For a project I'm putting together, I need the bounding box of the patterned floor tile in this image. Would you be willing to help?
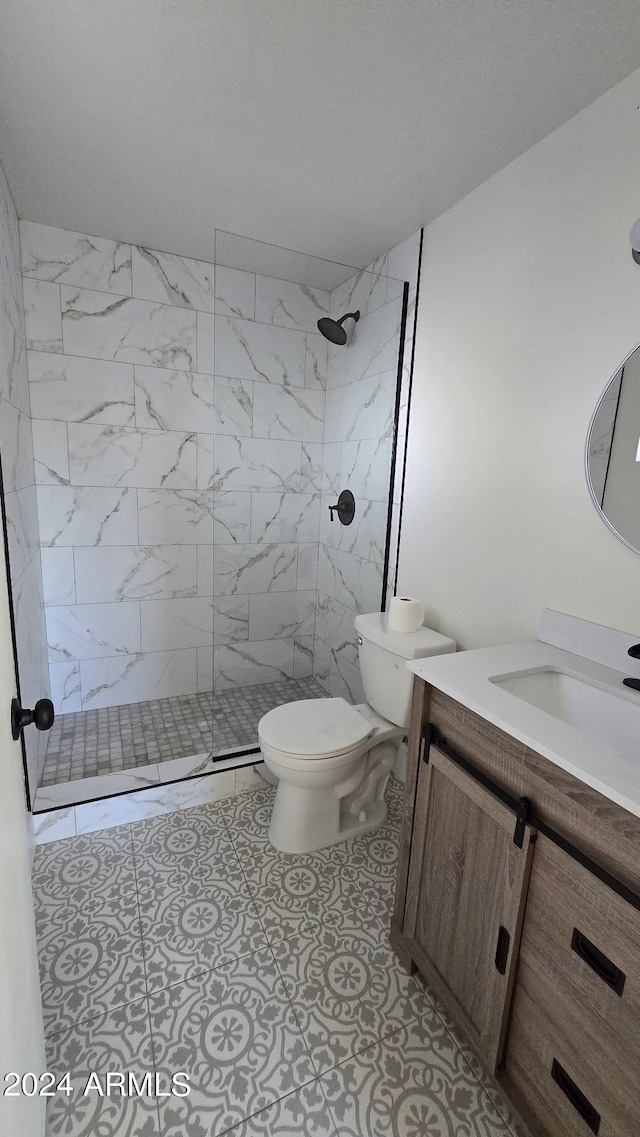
[37,891,146,1039]
[138,868,268,993]
[44,996,159,1137]
[222,1081,339,1136]
[242,852,369,943]
[149,946,315,1137]
[320,1015,515,1137]
[130,802,238,885]
[33,826,137,919]
[343,821,400,891]
[273,914,433,1075]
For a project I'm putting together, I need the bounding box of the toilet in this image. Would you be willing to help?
[258,612,456,853]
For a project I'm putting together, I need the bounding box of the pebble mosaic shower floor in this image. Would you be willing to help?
[39,677,327,786]
[32,777,520,1137]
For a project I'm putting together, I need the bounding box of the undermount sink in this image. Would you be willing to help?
[490,668,640,765]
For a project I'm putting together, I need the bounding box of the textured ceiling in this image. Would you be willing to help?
[1,0,639,266]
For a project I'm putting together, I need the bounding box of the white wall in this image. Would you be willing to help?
[398,67,640,649]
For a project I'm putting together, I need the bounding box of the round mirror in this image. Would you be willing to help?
[586,342,640,554]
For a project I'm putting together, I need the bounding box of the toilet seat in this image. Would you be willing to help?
[258,697,373,760]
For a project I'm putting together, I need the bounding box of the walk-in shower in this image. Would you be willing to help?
[1,215,419,812]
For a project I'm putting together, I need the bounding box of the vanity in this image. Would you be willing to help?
[390,611,640,1137]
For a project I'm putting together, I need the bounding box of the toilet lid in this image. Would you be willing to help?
[258,698,373,759]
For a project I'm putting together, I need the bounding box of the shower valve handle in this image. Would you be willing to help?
[328,490,356,526]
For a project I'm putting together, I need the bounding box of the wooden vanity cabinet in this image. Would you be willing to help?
[403,739,534,1071]
[391,679,640,1137]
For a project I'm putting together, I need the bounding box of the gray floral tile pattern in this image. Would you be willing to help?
[150,947,315,1136]
[33,776,520,1137]
[320,1016,514,1137]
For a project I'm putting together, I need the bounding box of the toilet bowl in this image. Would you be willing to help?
[258,612,456,854]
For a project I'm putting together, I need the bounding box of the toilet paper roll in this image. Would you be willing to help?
[388,596,425,633]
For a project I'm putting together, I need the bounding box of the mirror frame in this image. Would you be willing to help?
[585,338,640,556]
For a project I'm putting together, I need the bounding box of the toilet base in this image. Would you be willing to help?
[267,739,397,854]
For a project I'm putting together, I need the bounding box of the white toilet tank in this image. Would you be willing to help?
[354,612,456,729]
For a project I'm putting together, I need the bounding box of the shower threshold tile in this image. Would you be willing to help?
[34,766,161,810]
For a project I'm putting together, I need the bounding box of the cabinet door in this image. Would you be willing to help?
[404,742,534,1071]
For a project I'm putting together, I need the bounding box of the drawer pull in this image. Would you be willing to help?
[571,928,626,996]
[494,925,510,975]
[551,1059,600,1134]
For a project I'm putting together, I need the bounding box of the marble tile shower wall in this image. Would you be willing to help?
[0,168,50,791]
[211,266,329,690]
[21,221,330,709]
[314,232,421,703]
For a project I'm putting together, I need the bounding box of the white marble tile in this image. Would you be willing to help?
[49,661,82,713]
[197,645,213,692]
[252,383,324,442]
[20,221,132,294]
[61,286,197,369]
[300,441,323,493]
[234,763,269,793]
[80,648,198,710]
[32,807,76,846]
[313,636,332,686]
[325,340,346,389]
[370,500,389,565]
[296,542,319,590]
[321,494,372,559]
[377,369,398,438]
[67,423,196,488]
[212,595,250,645]
[0,401,35,492]
[304,332,327,389]
[4,486,40,579]
[46,601,141,662]
[132,247,213,311]
[327,652,365,704]
[155,752,215,784]
[315,592,359,666]
[74,545,197,603]
[37,485,138,546]
[41,547,76,605]
[0,309,29,413]
[134,365,214,432]
[74,768,236,834]
[0,172,23,334]
[196,433,214,491]
[341,437,392,501]
[293,636,315,678]
[197,545,213,595]
[346,296,402,382]
[214,376,253,436]
[319,546,383,613]
[138,489,213,545]
[250,491,320,543]
[214,542,297,596]
[324,375,382,443]
[214,315,306,386]
[254,275,329,333]
[214,638,295,689]
[28,350,135,425]
[213,490,251,543]
[331,266,388,322]
[249,590,316,641]
[32,419,70,485]
[140,597,213,652]
[213,436,301,493]
[35,766,160,810]
[196,311,214,373]
[23,279,62,352]
[215,266,255,320]
[321,442,342,496]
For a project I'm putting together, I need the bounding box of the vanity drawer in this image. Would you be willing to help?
[502,835,640,1136]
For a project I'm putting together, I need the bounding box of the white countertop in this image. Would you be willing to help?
[408,640,640,820]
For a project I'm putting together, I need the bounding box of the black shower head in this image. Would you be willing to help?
[317,310,360,345]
